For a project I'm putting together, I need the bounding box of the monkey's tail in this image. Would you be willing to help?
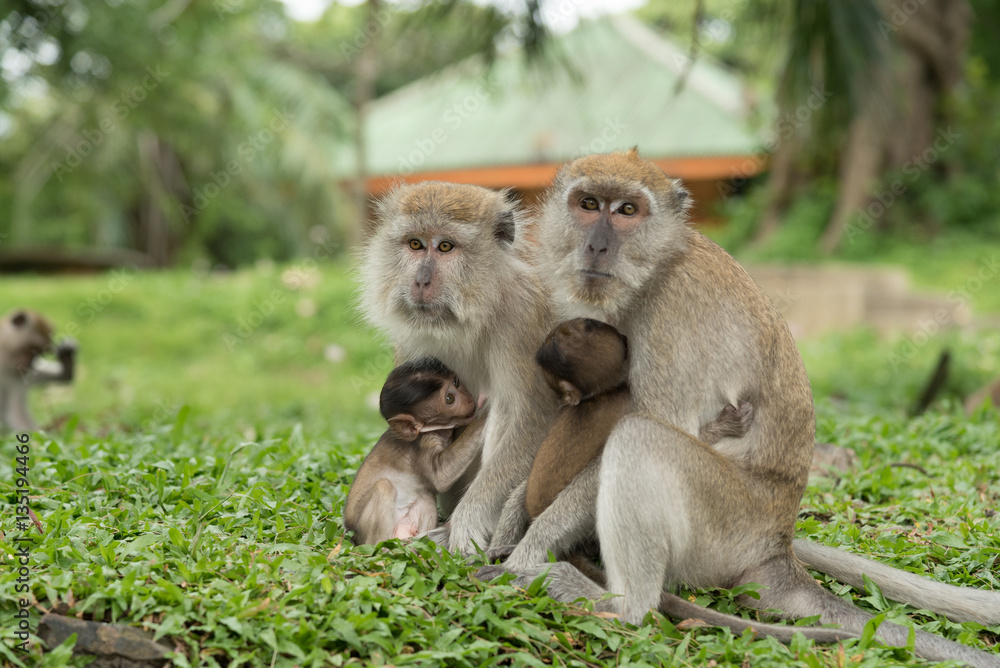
[656,591,853,644]
[759,557,1000,668]
[794,539,1000,625]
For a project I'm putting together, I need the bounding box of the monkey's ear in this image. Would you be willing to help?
[11,311,28,328]
[494,209,515,246]
[672,181,690,208]
[558,381,583,407]
[388,414,422,441]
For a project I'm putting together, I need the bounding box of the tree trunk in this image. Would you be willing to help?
[752,132,804,247]
[135,132,184,267]
[818,0,970,253]
[818,110,882,252]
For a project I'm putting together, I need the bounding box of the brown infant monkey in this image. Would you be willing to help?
[344,358,483,545]
[487,318,752,569]
[525,318,753,521]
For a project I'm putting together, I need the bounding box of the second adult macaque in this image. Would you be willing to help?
[343,358,483,545]
[526,318,752,519]
[492,318,753,562]
[481,149,1000,666]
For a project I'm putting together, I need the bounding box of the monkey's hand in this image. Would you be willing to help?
[56,338,78,359]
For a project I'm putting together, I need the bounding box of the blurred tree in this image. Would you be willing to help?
[282,0,547,237]
[643,0,978,252]
[0,0,549,266]
[0,0,350,267]
[814,0,971,252]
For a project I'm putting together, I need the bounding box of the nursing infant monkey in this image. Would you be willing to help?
[344,358,483,545]
[521,317,752,536]
[494,317,753,584]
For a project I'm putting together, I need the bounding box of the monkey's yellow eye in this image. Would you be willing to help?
[438,240,454,252]
[619,202,637,216]
[445,392,455,405]
[580,197,599,211]
[408,239,424,251]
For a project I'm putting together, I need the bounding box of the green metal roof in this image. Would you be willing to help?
[359,15,761,177]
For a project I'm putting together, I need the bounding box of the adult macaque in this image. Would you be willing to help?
[491,318,752,556]
[343,358,483,545]
[0,309,76,431]
[359,182,557,553]
[480,150,999,666]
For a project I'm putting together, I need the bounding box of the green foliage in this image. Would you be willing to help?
[708,189,1000,317]
[290,1,512,99]
[1,263,998,665]
[712,181,839,259]
[0,262,393,436]
[0,0,535,267]
[801,328,1000,415]
[2,407,998,667]
[0,0,352,266]
[889,60,1000,238]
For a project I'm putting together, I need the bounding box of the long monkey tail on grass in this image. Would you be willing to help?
[793,539,1000,625]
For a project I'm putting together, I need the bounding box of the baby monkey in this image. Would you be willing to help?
[344,358,483,545]
[525,318,754,521]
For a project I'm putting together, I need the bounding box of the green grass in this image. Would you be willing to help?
[0,258,998,666]
[1,262,393,437]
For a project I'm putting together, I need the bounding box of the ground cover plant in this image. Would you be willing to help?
[1,257,998,667]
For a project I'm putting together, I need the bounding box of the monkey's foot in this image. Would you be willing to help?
[465,544,516,568]
[448,512,493,557]
[495,563,609,603]
[485,544,517,562]
[473,565,511,582]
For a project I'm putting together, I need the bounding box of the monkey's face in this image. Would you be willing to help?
[0,310,53,372]
[436,375,478,425]
[360,182,518,335]
[539,150,689,319]
[536,318,628,402]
